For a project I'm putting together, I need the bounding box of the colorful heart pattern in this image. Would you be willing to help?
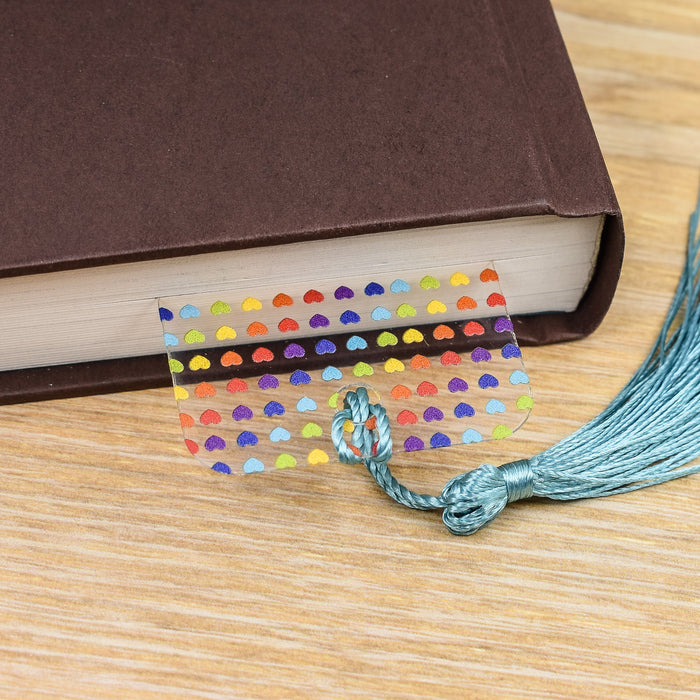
[159,264,531,473]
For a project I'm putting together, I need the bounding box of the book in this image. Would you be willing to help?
[0,0,623,405]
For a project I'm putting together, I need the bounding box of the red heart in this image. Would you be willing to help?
[463,321,485,336]
[185,439,199,454]
[397,409,418,425]
[200,409,222,425]
[303,289,324,303]
[278,317,299,332]
[252,346,274,363]
[487,292,506,307]
[441,351,461,366]
[417,381,438,397]
[226,377,248,393]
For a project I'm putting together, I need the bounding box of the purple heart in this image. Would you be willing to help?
[494,317,514,333]
[237,431,258,447]
[204,435,226,451]
[158,306,174,321]
[264,400,285,417]
[315,339,336,355]
[309,314,330,329]
[340,310,361,324]
[233,405,253,420]
[258,374,280,390]
[334,285,354,300]
[454,402,475,418]
[430,432,451,448]
[501,343,522,359]
[290,369,311,385]
[470,347,492,362]
[423,406,444,422]
[284,343,305,359]
[404,436,425,452]
[447,377,469,392]
[478,373,499,389]
[364,282,385,296]
[211,462,231,474]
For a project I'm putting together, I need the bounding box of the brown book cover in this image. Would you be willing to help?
[0,0,623,404]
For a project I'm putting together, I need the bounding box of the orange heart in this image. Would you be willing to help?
[480,268,499,282]
[252,346,274,362]
[391,384,411,399]
[247,321,268,336]
[417,381,438,397]
[194,382,216,398]
[278,317,299,332]
[433,324,455,340]
[220,350,243,367]
[179,412,195,428]
[410,354,431,369]
[487,292,506,307]
[397,409,418,425]
[441,351,461,365]
[456,296,477,310]
[273,293,293,307]
[200,409,222,425]
[226,378,248,393]
[463,321,485,336]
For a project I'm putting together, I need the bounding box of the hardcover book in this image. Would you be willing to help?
[0,0,623,404]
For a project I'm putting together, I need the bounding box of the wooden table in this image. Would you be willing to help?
[1,1,698,697]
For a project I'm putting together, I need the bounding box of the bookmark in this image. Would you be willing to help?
[159,262,531,474]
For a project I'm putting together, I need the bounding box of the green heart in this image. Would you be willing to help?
[516,395,534,410]
[377,331,398,347]
[210,300,231,315]
[492,424,513,440]
[275,453,297,469]
[301,422,323,438]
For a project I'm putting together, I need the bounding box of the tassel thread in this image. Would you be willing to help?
[332,191,700,535]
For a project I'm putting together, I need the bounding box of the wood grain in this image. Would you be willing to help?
[1,1,698,697]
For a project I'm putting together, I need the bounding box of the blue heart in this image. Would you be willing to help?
[390,279,410,293]
[510,370,529,385]
[296,397,318,412]
[371,306,392,321]
[454,402,475,418]
[430,432,451,448]
[501,343,522,359]
[179,304,200,319]
[364,282,385,296]
[243,458,264,474]
[211,461,231,474]
[461,429,483,444]
[315,339,336,355]
[163,333,179,347]
[269,427,291,442]
[159,307,174,321]
[290,370,311,385]
[340,310,361,325]
[485,399,506,414]
[264,401,285,417]
[346,335,368,351]
[478,373,499,389]
[237,431,258,447]
[322,366,343,381]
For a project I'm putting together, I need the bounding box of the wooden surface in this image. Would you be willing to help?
[1,2,699,697]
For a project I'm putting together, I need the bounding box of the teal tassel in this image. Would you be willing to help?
[332,191,700,535]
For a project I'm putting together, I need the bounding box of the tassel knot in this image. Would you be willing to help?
[499,459,535,502]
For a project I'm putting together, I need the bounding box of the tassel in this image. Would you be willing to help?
[332,190,700,535]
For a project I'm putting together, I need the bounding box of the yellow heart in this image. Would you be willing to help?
[426,300,447,314]
[343,419,354,433]
[492,424,513,440]
[173,386,189,401]
[215,325,237,341]
[450,272,470,286]
[184,329,205,344]
[402,328,424,343]
[275,453,297,469]
[241,296,262,311]
[396,303,417,318]
[384,357,405,373]
[301,422,323,438]
[353,362,374,377]
[307,448,329,465]
[188,354,211,371]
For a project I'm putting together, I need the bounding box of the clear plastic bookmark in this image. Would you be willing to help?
[158,263,531,474]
